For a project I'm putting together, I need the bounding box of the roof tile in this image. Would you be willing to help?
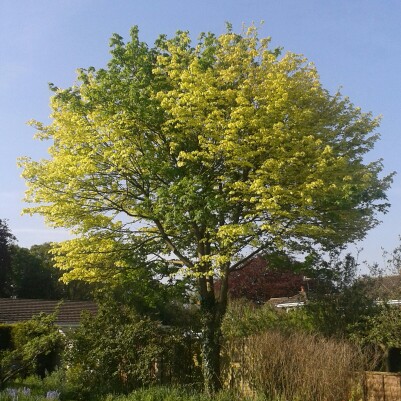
[0,298,97,327]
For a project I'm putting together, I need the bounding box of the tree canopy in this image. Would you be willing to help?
[19,25,392,391]
[0,219,16,297]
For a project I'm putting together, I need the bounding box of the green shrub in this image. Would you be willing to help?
[0,313,63,389]
[221,299,313,340]
[65,302,202,398]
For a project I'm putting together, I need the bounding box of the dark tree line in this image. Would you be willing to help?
[0,219,16,297]
[0,219,91,300]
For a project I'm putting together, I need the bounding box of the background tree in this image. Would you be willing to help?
[304,253,380,339]
[0,219,16,297]
[10,244,60,299]
[93,260,194,326]
[20,25,392,392]
[8,243,93,300]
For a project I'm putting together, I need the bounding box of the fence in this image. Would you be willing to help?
[365,372,401,401]
[223,368,401,401]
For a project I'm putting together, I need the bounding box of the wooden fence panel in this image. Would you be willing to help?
[365,372,401,401]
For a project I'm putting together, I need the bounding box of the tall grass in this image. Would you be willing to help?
[225,330,373,401]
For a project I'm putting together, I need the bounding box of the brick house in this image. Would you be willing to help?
[216,255,308,306]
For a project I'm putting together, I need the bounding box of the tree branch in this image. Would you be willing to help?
[153,218,194,269]
[229,245,268,272]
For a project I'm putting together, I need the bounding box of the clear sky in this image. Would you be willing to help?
[1,0,400,268]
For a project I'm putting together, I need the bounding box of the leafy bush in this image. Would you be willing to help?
[0,313,63,389]
[300,252,381,341]
[221,299,313,340]
[64,301,201,398]
[305,280,379,340]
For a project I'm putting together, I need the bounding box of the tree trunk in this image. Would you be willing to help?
[200,297,222,394]
[199,268,229,394]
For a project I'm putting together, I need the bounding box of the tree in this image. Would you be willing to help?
[10,244,60,299]
[19,25,392,392]
[0,219,16,297]
[8,243,93,300]
[305,253,380,339]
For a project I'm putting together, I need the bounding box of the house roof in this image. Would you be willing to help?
[366,275,401,299]
[0,298,97,327]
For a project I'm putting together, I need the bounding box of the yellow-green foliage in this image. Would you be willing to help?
[19,24,392,283]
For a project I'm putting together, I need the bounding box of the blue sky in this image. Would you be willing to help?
[1,0,400,268]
